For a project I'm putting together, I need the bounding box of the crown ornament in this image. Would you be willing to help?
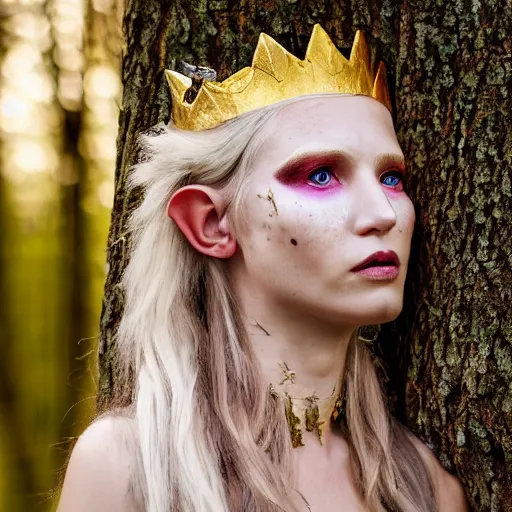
[165,24,392,131]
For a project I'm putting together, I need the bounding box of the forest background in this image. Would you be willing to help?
[1,0,511,511]
[0,0,122,510]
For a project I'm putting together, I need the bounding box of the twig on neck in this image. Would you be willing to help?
[296,490,312,511]
[278,362,296,385]
[253,321,271,336]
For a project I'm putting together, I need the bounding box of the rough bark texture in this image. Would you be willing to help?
[391,2,511,510]
[99,1,512,510]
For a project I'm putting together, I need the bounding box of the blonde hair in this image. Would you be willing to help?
[107,96,437,511]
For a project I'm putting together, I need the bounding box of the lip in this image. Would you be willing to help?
[350,250,400,272]
[351,266,400,280]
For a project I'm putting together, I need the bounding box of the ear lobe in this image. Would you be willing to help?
[167,185,237,259]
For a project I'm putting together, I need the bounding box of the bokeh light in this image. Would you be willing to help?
[0,0,122,509]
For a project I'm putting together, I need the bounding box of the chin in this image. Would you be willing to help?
[362,309,402,326]
[361,297,403,325]
[331,290,404,327]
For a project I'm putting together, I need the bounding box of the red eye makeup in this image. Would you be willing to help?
[274,151,349,194]
[273,150,407,194]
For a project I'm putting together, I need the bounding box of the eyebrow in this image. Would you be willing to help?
[274,150,406,177]
[273,150,355,178]
[374,153,406,173]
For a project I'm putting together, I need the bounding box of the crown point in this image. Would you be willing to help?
[310,23,330,40]
[253,32,290,82]
[306,23,348,75]
[373,61,392,111]
[165,70,192,101]
[350,31,370,67]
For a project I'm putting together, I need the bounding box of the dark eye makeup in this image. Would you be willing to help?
[274,155,340,186]
[305,167,406,190]
[274,151,407,192]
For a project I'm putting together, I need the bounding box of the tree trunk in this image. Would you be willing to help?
[99,1,512,510]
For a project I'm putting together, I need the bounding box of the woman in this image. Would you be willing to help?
[57,25,467,512]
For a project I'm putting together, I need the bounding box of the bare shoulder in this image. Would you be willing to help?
[57,414,140,512]
[411,435,468,512]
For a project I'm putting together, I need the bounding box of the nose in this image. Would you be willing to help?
[351,175,397,235]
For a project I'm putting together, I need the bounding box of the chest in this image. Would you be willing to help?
[295,456,364,512]
[296,477,364,512]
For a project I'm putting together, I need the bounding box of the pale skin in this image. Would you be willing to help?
[58,96,467,511]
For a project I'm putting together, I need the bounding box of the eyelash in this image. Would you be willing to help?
[307,167,406,190]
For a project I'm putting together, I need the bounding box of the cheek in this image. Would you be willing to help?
[402,198,416,232]
[393,196,416,240]
[277,205,348,264]
[236,187,343,257]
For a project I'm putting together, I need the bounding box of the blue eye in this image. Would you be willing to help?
[308,167,333,186]
[382,172,404,189]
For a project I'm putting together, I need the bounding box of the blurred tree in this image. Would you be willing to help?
[99,1,512,510]
[0,2,73,509]
[0,0,121,510]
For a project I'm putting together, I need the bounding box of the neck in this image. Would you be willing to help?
[238,293,355,449]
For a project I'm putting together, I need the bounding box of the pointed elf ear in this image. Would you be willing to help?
[167,185,237,259]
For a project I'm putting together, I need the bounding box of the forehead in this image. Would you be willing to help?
[254,95,402,167]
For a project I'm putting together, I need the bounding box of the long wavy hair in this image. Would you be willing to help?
[104,95,437,512]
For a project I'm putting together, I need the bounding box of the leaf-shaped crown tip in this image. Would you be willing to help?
[350,30,370,66]
[252,32,292,82]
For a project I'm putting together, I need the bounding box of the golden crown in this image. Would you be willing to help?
[165,24,391,131]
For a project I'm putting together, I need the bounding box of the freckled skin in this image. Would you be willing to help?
[229,95,415,328]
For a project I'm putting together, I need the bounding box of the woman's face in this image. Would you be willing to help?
[230,95,415,327]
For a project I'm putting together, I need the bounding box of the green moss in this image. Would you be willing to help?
[304,395,324,444]
[284,393,303,448]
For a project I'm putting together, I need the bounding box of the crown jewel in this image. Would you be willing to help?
[165,24,392,131]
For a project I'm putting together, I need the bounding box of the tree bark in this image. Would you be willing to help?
[99,1,512,510]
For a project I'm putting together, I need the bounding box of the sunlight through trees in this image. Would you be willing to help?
[0,0,122,509]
